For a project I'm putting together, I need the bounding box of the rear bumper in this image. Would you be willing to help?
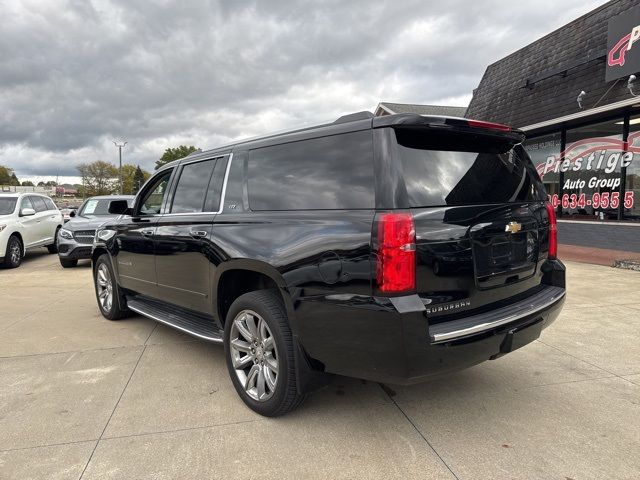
[399,288,564,385]
[429,285,565,344]
[295,260,566,385]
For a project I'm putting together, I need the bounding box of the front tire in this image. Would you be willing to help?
[224,289,305,417]
[2,235,22,269]
[93,254,129,320]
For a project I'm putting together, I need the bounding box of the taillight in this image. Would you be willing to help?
[467,119,512,132]
[545,203,558,259]
[376,212,416,293]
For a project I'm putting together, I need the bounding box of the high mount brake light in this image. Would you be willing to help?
[545,203,558,259]
[376,212,416,293]
[466,119,512,132]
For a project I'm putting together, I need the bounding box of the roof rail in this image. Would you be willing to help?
[334,111,374,124]
[184,148,203,158]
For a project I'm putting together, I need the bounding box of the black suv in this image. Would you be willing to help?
[92,112,565,416]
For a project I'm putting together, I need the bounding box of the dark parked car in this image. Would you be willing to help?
[92,112,565,416]
[57,195,133,267]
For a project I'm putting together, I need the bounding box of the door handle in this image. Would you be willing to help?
[189,230,208,239]
[140,229,155,236]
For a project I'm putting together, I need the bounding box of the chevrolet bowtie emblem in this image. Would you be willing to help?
[505,222,522,234]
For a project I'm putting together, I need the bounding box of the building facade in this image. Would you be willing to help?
[467,0,640,226]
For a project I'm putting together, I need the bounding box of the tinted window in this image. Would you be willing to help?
[248,131,374,210]
[30,196,47,212]
[171,159,216,213]
[0,198,17,215]
[44,198,57,211]
[140,171,172,215]
[204,157,228,212]
[394,128,546,207]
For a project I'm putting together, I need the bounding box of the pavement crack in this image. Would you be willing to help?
[379,383,460,480]
[100,418,261,442]
[78,344,148,480]
[536,339,622,378]
[144,322,159,345]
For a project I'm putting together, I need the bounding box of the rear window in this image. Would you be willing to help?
[394,128,546,207]
[248,131,374,210]
[44,198,57,211]
[170,159,217,213]
[30,196,47,212]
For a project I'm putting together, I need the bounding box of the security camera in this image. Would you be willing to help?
[629,75,639,97]
[577,90,586,109]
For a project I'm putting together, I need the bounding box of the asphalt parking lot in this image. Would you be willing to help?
[1,252,639,480]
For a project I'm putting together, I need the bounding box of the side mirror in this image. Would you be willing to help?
[109,200,132,215]
[20,208,36,217]
[69,211,76,218]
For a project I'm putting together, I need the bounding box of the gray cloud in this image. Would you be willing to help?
[0,0,606,177]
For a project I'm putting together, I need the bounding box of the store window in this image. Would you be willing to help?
[625,115,640,221]
[524,131,561,198]
[560,119,624,219]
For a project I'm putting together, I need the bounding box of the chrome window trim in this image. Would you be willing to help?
[162,153,233,217]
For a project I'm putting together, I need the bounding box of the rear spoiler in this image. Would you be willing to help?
[372,114,526,144]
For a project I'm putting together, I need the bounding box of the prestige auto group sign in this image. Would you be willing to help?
[606,5,640,82]
[537,134,639,211]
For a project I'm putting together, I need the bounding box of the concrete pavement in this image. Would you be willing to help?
[1,251,639,479]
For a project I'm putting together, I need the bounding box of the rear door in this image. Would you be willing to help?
[28,196,51,245]
[378,125,551,319]
[42,197,61,242]
[154,155,228,314]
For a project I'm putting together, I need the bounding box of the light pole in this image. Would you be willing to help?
[112,141,128,194]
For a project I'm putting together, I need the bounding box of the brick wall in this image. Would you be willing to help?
[558,221,640,252]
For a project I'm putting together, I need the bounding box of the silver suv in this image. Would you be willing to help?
[57,195,133,268]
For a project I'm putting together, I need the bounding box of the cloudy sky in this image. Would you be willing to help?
[1,0,607,182]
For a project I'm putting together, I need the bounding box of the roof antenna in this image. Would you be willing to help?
[577,91,586,109]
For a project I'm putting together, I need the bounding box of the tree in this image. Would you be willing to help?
[0,166,14,185]
[133,165,148,194]
[9,172,20,186]
[21,180,35,187]
[155,145,199,170]
[37,181,45,187]
[45,180,57,187]
[77,161,119,196]
[120,164,151,195]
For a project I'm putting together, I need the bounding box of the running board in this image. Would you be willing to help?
[127,297,223,343]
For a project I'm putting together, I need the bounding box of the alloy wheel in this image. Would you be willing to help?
[9,240,20,265]
[229,309,279,402]
[96,263,113,312]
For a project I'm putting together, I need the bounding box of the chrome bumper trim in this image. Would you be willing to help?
[429,286,565,343]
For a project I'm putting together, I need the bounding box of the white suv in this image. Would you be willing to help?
[0,193,63,269]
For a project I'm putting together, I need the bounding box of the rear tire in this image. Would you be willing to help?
[224,289,305,417]
[93,254,129,320]
[2,235,22,269]
[47,227,60,254]
[60,257,78,268]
